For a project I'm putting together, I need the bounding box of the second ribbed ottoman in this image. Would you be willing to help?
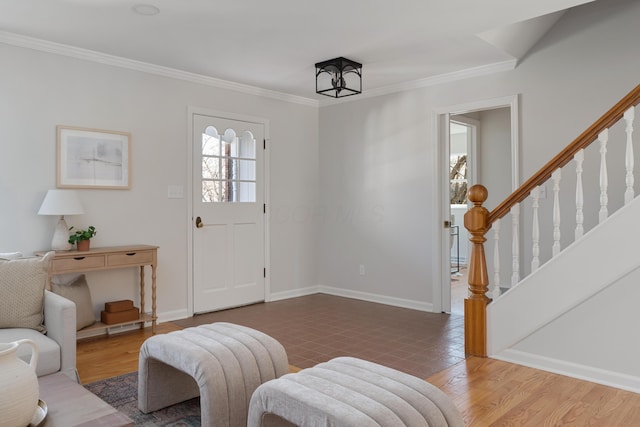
[138,322,288,427]
[248,356,464,427]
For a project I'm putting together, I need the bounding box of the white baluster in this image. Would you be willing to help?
[599,129,609,223]
[552,169,562,257]
[624,106,635,204]
[511,204,520,286]
[575,149,585,240]
[531,187,540,272]
[490,219,501,298]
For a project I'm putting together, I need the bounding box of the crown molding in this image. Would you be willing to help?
[0,31,320,108]
[1,30,517,109]
[318,59,518,106]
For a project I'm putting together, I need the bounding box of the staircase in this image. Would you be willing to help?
[464,84,640,391]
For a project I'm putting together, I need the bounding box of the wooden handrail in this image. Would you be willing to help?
[463,84,640,357]
[488,84,640,225]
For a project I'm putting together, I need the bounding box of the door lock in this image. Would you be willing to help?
[444,220,451,228]
[195,216,203,228]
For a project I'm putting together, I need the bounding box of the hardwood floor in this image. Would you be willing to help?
[77,295,640,426]
[428,357,640,426]
[77,322,181,384]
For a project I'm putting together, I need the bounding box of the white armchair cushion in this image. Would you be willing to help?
[0,252,53,332]
[0,327,61,376]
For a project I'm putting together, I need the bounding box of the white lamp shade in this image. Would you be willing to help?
[38,190,84,216]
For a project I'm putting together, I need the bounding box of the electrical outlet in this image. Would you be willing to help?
[359,265,365,276]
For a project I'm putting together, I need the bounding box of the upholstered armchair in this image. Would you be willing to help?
[0,253,78,382]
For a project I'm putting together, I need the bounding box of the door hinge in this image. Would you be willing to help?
[263,203,266,214]
[263,268,266,278]
[263,139,266,149]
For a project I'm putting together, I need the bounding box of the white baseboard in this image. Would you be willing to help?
[269,286,322,301]
[317,285,435,313]
[270,285,435,312]
[493,348,640,393]
[156,309,191,324]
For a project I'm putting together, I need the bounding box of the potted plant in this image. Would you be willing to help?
[68,226,97,252]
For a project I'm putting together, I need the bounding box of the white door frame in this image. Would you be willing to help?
[186,106,271,316]
[431,95,519,313]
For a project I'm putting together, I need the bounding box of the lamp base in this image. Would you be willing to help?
[51,217,72,251]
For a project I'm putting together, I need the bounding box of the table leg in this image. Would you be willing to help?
[140,266,145,330]
[151,263,157,334]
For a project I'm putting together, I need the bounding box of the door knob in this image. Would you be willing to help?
[195,216,203,228]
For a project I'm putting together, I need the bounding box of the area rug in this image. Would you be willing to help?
[84,372,201,426]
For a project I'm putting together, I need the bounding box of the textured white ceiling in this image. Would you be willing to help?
[0,0,595,101]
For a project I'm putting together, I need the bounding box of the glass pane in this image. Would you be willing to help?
[239,131,256,159]
[202,133,220,156]
[222,129,238,158]
[450,181,468,205]
[217,158,257,181]
[450,154,467,204]
[220,157,237,180]
[213,181,255,202]
[238,159,256,181]
[220,181,234,202]
[237,181,256,202]
[202,157,220,179]
[202,180,219,203]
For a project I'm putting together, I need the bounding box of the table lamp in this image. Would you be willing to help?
[38,189,85,251]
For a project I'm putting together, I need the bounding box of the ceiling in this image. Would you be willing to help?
[0,0,596,103]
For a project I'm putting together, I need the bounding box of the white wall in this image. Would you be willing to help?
[318,91,436,308]
[478,108,512,210]
[2,0,639,322]
[318,0,640,309]
[489,194,640,391]
[0,43,319,320]
[477,107,514,288]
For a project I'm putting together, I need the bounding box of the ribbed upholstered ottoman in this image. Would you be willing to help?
[248,357,464,427]
[138,322,289,427]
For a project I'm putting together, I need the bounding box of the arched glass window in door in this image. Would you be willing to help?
[201,126,256,202]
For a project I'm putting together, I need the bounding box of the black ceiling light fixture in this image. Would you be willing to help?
[315,57,362,98]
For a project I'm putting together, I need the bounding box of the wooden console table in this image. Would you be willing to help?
[37,245,158,339]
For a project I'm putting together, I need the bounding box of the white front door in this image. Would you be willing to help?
[192,113,265,313]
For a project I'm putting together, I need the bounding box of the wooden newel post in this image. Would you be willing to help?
[464,184,491,357]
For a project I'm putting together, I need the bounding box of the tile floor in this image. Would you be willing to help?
[173,293,465,379]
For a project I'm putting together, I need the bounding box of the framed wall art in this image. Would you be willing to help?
[57,126,131,189]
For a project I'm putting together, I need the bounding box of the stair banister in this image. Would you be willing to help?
[463,84,640,357]
[488,84,640,225]
[464,185,491,356]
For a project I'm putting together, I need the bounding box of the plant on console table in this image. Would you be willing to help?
[68,226,97,252]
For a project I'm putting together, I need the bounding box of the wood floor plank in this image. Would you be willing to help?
[427,358,640,426]
[77,323,182,384]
